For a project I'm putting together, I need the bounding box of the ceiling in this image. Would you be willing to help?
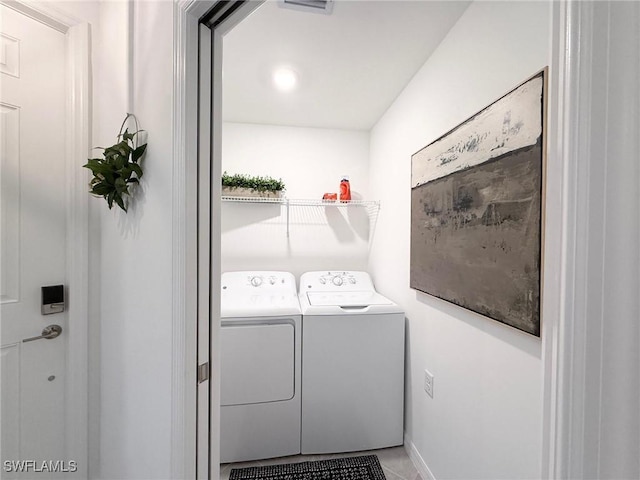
[221,0,471,131]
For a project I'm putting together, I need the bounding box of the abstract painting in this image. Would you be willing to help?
[410,70,546,336]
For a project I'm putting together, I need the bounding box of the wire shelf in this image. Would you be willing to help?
[221,197,380,237]
[221,196,379,207]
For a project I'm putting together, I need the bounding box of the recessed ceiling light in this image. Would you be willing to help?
[272,67,299,92]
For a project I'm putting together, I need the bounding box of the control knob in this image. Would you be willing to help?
[250,276,263,287]
[332,276,344,286]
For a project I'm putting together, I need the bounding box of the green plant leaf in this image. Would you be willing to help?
[121,129,135,142]
[114,178,129,195]
[84,161,114,179]
[130,163,143,178]
[114,155,125,170]
[103,145,118,156]
[119,166,131,180]
[114,193,126,212]
[90,182,112,196]
[132,144,147,163]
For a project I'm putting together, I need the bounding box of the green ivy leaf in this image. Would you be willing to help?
[130,163,143,178]
[114,178,128,195]
[132,144,147,163]
[121,129,135,142]
[119,166,131,179]
[107,191,115,209]
[90,182,111,196]
[114,193,126,212]
[84,161,114,178]
[114,155,125,170]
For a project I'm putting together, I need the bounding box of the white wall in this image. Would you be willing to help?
[94,1,175,478]
[368,2,550,479]
[47,0,177,478]
[221,122,372,277]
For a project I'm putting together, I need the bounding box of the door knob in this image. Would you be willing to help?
[22,324,63,343]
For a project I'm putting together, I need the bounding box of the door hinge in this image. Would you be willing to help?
[197,362,210,384]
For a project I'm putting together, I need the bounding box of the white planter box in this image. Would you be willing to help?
[222,186,283,199]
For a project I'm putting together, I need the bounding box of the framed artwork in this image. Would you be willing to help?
[410,69,546,336]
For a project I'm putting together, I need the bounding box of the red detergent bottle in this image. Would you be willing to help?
[340,176,351,202]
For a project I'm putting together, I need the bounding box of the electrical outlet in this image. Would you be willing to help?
[424,369,434,398]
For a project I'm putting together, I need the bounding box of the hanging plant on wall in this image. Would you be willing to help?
[83,114,147,212]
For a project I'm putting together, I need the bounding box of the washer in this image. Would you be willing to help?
[220,271,301,463]
[299,271,405,454]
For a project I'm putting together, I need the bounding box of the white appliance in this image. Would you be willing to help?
[220,271,301,463]
[298,271,405,454]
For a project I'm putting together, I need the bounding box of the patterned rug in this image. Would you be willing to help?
[229,455,386,480]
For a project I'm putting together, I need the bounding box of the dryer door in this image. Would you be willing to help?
[221,321,295,406]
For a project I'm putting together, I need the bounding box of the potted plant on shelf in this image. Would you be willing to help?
[222,172,286,199]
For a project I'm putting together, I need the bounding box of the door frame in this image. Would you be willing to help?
[172,2,209,478]
[173,2,261,478]
[0,0,91,476]
[542,1,640,478]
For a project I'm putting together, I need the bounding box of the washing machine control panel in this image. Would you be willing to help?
[300,271,375,292]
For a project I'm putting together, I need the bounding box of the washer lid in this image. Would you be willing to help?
[306,291,393,307]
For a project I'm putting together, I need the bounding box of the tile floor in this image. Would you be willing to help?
[220,446,422,480]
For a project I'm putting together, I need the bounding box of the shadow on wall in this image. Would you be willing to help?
[325,207,355,242]
[221,201,371,242]
[116,181,147,239]
[221,199,374,276]
[221,203,282,232]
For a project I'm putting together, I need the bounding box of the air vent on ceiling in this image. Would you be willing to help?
[278,0,334,15]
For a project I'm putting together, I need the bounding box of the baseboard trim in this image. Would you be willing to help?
[404,433,436,480]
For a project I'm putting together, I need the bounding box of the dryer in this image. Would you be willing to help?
[298,271,405,454]
[220,271,301,463]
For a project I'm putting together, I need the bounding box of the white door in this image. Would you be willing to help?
[1,5,71,478]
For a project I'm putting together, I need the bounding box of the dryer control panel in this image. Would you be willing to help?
[221,271,300,317]
[300,271,375,292]
[222,271,297,293]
